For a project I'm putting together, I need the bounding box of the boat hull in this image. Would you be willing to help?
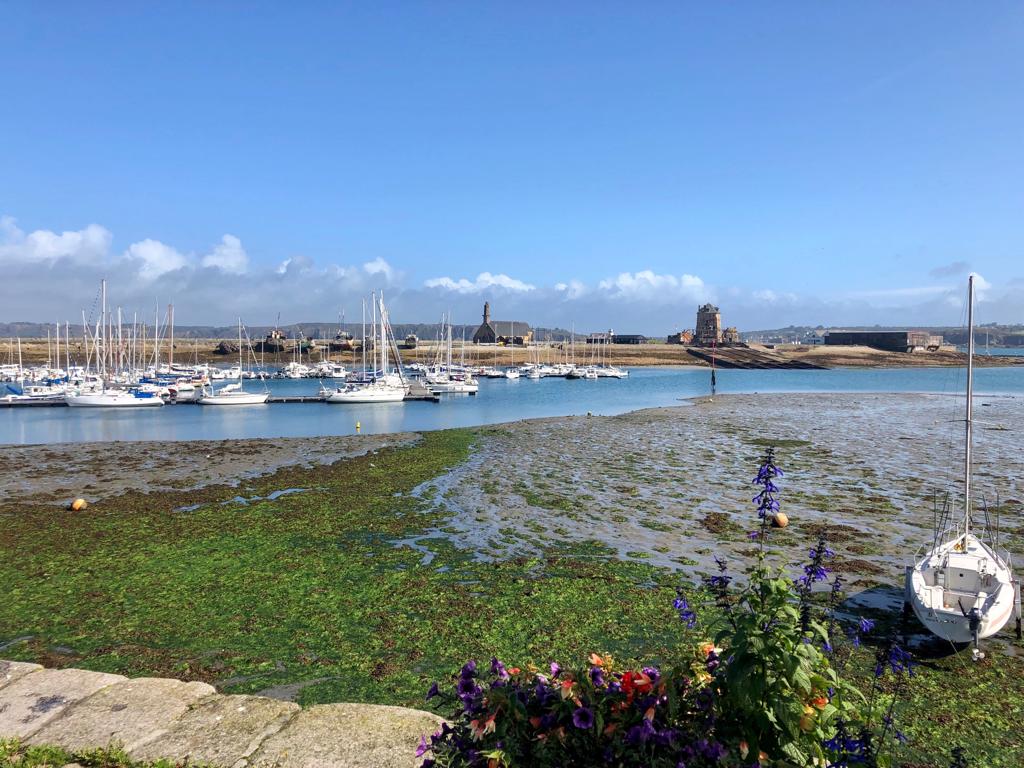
[66,392,164,407]
[325,386,406,403]
[907,534,1015,643]
[198,392,269,405]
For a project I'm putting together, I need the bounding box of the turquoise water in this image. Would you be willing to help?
[2,365,1021,445]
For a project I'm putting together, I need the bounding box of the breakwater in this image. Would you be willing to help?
[0,660,439,767]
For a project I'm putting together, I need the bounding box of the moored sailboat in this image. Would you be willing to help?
[198,320,269,405]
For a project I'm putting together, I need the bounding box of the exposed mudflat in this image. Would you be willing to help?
[3,393,1022,590]
[0,432,418,505]
[407,393,1024,586]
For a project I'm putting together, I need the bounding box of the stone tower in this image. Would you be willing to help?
[483,301,491,324]
[696,304,722,346]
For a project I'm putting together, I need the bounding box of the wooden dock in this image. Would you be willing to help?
[2,388,441,407]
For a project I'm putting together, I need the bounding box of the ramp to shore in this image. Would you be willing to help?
[685,346,826,369]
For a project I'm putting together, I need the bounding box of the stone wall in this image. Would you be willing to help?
[0,660,442,768]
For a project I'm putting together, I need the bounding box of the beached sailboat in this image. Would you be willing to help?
[905,276,1021,656]
[198,320,269,405]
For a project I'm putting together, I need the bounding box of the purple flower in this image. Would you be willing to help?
[490,657,508,680]
[550,661,561,678]
[425,682,440,700]
[625,718,656,745]
[590,666,605,687]
[673,592,698,628]
[859,617,875,634]
[460,660,477,679]
[415,735,429,757]
[572,706,594,729]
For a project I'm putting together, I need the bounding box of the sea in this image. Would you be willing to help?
[2,358,1023,446]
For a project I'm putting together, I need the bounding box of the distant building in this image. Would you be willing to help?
[586,331,648,345]
[666,330,694,345]
[824,331,944,353]
[803,330,825,346]
[722,326,739,344]
[472,302,533,345]
[612,334,648,345]
[696,304,722,346]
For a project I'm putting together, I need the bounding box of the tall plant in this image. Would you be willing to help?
[420,448,931,767]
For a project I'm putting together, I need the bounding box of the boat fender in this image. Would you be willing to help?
[771,512,789,528]
[70,498,88,512]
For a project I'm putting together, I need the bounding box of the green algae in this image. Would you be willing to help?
[2,424,1023,765]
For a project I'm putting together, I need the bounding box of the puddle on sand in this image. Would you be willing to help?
[174,487,309,512]
[390,530,448,565]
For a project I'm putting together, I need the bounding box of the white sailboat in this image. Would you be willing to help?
[324,293,408,403]
[66,280,165,408]
[198,320,269,405]
[906,275,1021,656]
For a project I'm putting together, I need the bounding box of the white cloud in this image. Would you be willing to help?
[554,279,587,299]
[424,272,536,293]
[752,289,798,304]
[124,239,189,282]
[201,234,248,274]
[970,272,992,296]
[0,216,111,265]
[363,257,396,283]
[596,270,708,302]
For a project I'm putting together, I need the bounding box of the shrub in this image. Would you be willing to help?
[419,448,921,767]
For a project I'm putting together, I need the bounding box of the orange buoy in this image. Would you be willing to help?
[771,512,788,528]
[70,498,88,511]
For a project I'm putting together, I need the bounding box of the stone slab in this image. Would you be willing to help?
[249,702,444,768]
[130,693,299,767]
[28,676,215,752]
[0,668,126,739]
[0,660,43,690]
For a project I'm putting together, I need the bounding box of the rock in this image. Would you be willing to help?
[0,668,125,738]
[248,703,445,768]
[214,341,240,355]
[28,677,215,752]
[0,660,43,690]
[771,512,789,528]
[130,694,299,767]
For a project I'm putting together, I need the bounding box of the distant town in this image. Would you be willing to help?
[3,300,1022,352]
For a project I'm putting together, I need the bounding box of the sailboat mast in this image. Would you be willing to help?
[169,304,174,367]
[964,275,975,534]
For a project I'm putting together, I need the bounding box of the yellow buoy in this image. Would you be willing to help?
[771,512,789,528]
[356,421,361,433]
[70,498,88,512]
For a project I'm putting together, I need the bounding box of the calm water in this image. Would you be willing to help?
[2,366,1022,446]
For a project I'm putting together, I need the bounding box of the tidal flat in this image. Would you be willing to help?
[2,393,1023,765]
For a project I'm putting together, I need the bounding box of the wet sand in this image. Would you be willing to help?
[409,392,1024,586]
[3,393,1022,588]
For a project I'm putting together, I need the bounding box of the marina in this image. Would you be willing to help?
[3,364,1023,445]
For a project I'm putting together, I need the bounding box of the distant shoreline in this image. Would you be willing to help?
[5,337,1024,369]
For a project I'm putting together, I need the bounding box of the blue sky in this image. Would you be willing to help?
[2,3,1022,331]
